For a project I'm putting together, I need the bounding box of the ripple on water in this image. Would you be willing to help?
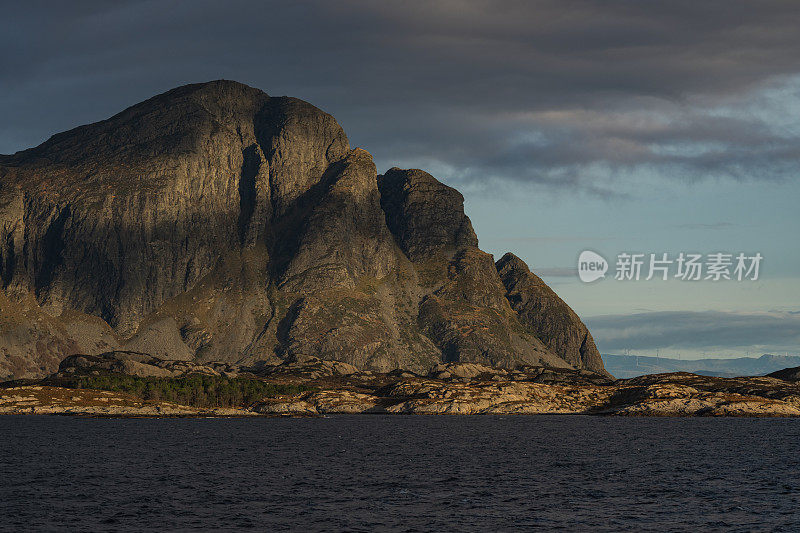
[0,415,799,532]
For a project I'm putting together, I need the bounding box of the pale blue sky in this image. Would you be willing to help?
[459,154,800,359]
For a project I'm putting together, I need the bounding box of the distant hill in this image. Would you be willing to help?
[602,353,800,379]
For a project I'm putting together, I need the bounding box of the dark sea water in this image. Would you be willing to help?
[1,415,799,532]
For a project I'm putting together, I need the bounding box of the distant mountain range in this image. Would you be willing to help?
[603,353,800,379]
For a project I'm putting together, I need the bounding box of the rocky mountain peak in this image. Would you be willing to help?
[0,81,609,380]
[378,167,478,261]
[496,252,608,376]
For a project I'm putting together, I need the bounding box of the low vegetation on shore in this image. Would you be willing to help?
[61,375,313,408]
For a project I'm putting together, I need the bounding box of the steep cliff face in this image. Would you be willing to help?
[496,253,608,376]
[0,80,608,379]
[378,168,478,262]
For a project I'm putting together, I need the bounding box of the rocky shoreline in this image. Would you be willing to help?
[3,353,800,418]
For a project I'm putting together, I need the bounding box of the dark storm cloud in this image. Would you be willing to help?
[586,311,800,352]
[2,1,799,192]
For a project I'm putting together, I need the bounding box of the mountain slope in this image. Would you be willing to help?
[0,80,608,379]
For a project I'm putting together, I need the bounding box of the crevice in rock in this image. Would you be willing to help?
[1,231,15,289]
[253,98,284,222]
[275,298,304,358]
[442,342,460,363]
[237,144,260,245]
[265,159,343,282]
[182,257,195,291]
[376,171,408,254]
[100,302,118,331]
[35,205,70,294]
[578,331,590,367]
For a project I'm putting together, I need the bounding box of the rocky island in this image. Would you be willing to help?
[1,80,798,417]
[2,351,800,417]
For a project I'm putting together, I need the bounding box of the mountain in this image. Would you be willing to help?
[603,353,800,379]
[0,80,608,380]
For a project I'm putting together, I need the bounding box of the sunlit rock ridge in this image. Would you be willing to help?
[0,80,608,379]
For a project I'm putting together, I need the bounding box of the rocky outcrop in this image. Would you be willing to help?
[496,253,608,375]
[277,149,397,292]
[55,350,240,379]
[769,366,800,382]
[250,366,800,417]
[0,80,609,379]
[377,168,478,262]
[0,385,258,416]
[1,82,347,337]
[6,358,798,417]
[418,248,568,370]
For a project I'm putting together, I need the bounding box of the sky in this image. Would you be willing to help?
[1,1,799,359]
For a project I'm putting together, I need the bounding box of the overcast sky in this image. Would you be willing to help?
[2,1,799,358]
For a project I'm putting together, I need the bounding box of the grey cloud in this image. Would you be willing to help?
[489,236,614,244]
[2,1,800,194]
[585,310,800,352]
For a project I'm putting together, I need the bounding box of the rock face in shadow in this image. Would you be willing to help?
[496,252,608,376]
[0,80,609,379]
[769,366,800,382]
[417,248,569,370]
[377,168,478,261]
[0,81,347,337]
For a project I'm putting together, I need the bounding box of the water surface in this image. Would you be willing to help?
[1,415,798,531]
